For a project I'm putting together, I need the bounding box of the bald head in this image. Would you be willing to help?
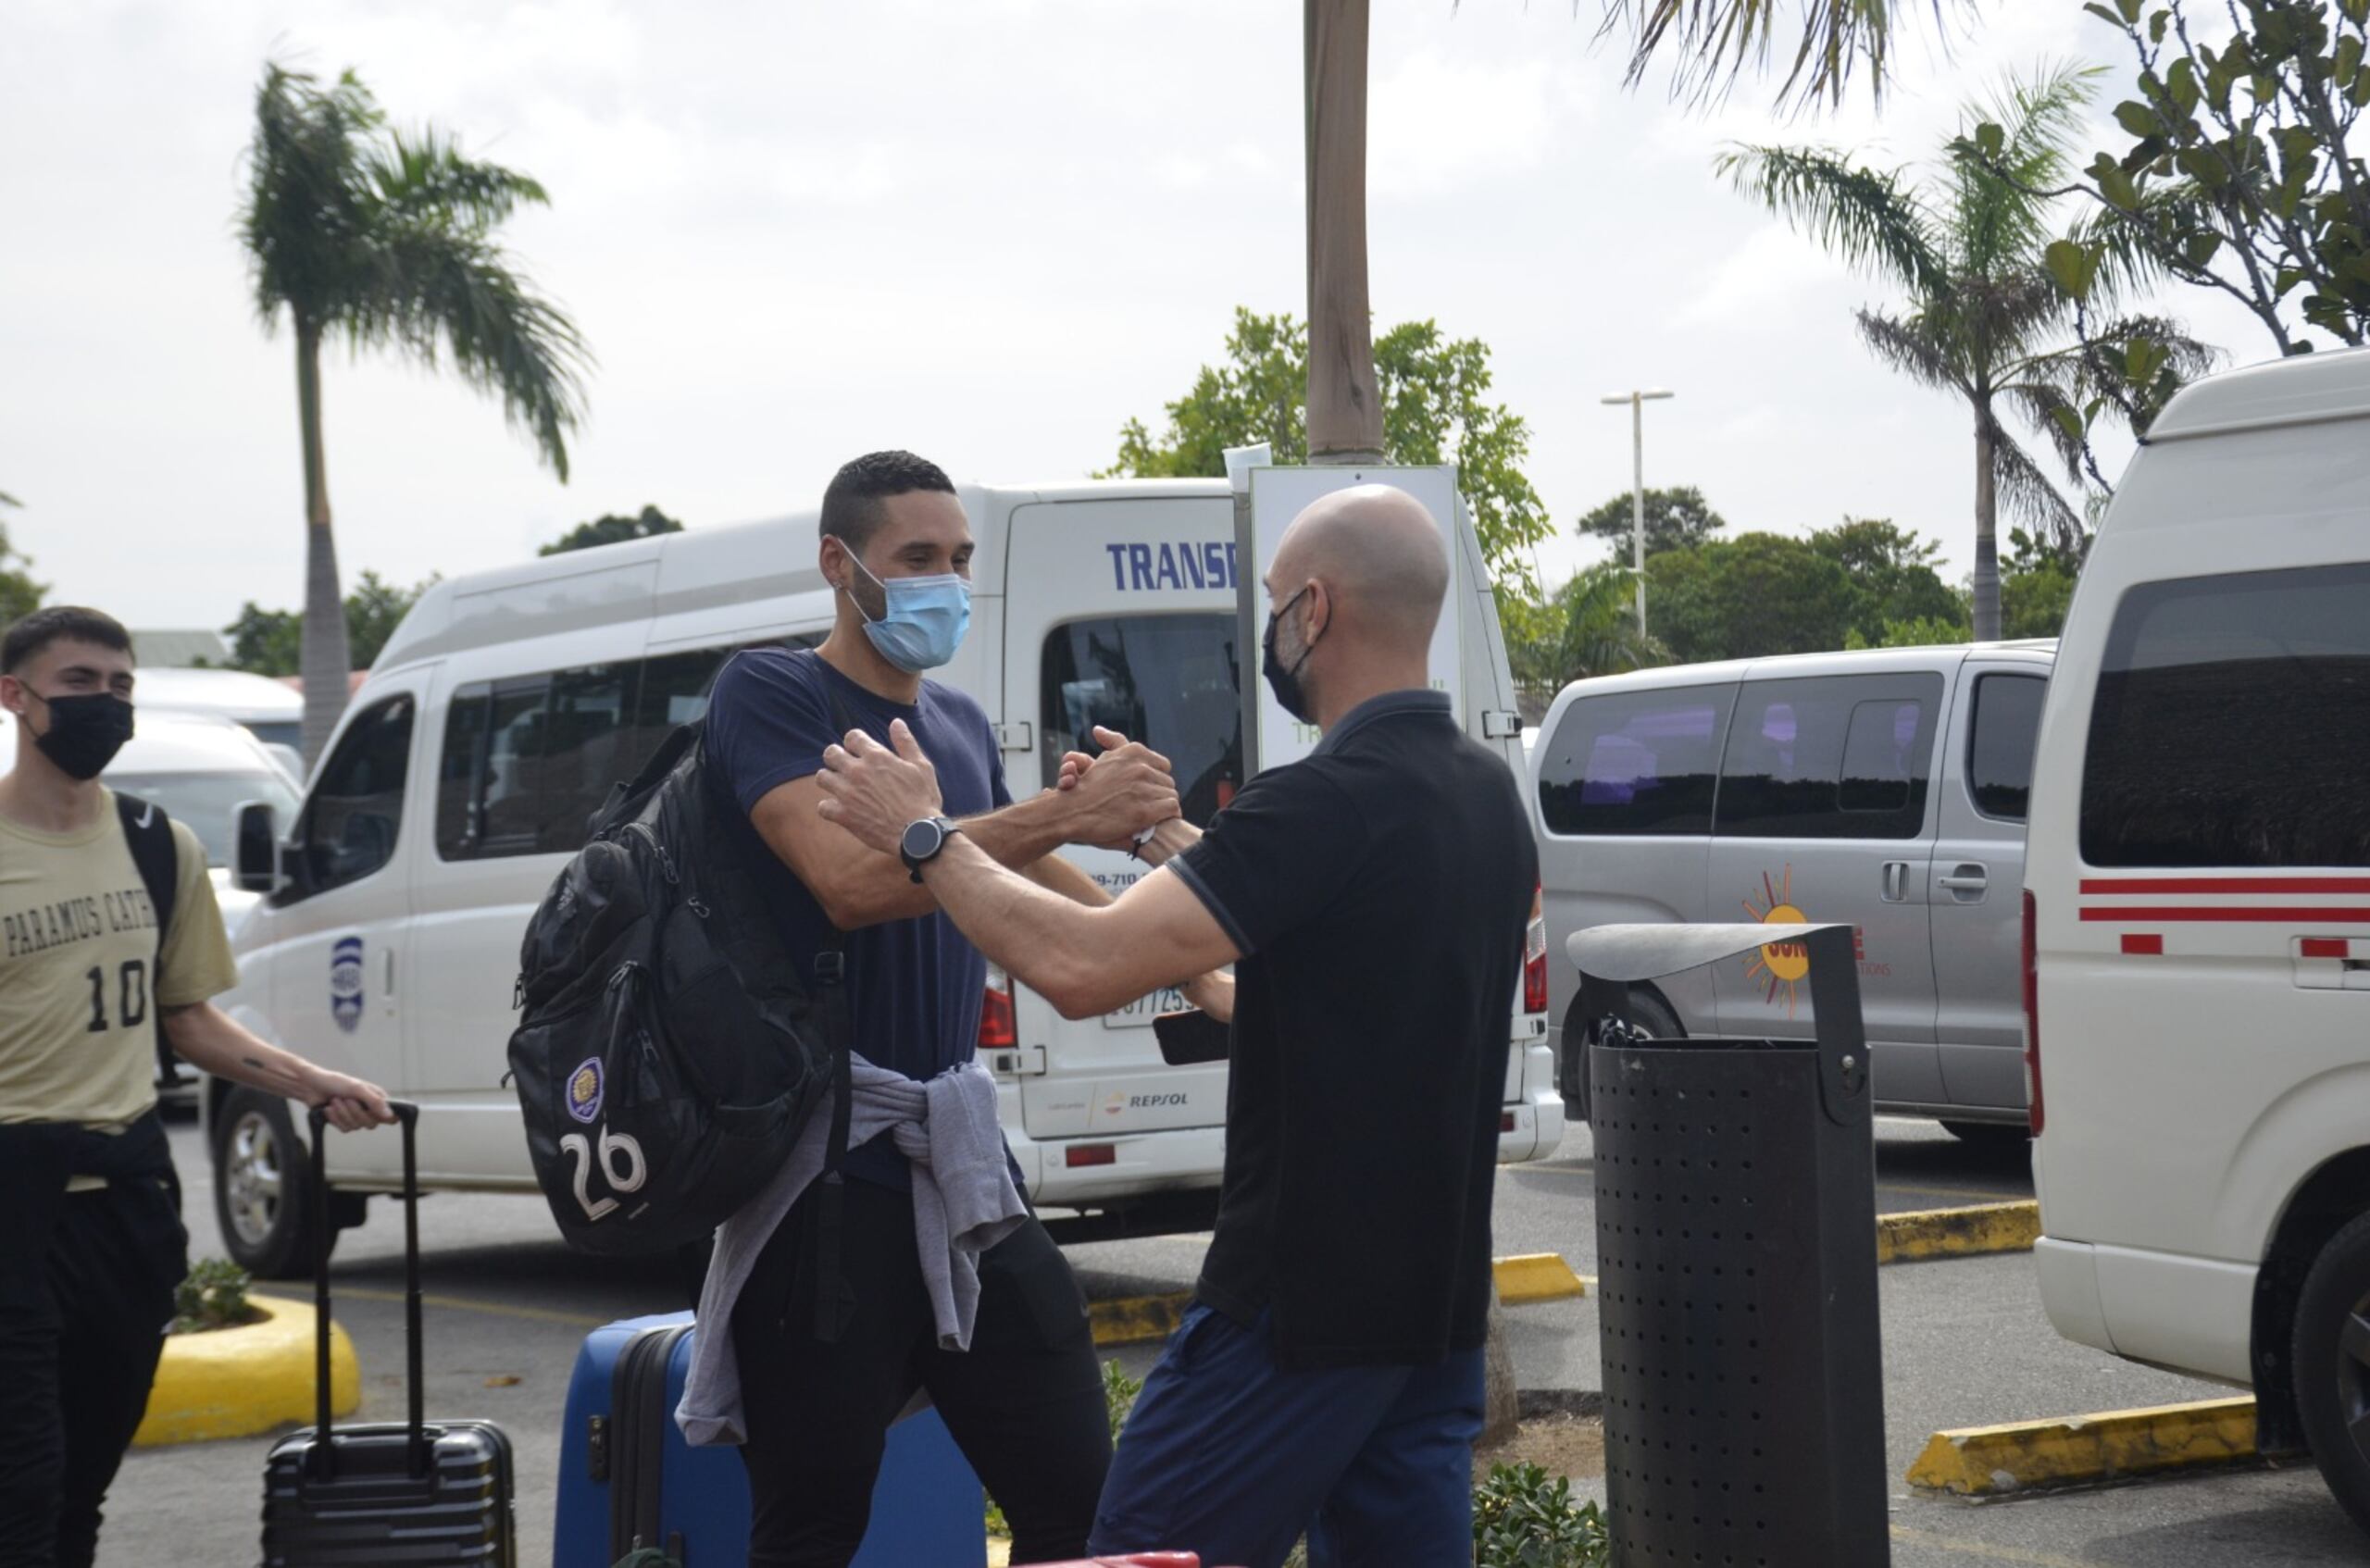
[1272,484,1451,655]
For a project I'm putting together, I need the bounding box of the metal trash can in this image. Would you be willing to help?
[1571,922,1888,1568]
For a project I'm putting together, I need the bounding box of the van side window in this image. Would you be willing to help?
[436,643,809,862]
[2082,565,2370,866]
[285,693,415,901]
[1536,685,1734,837]
[1041,615,1240,828]
[1715,674,1941,840]
[1967,674,2046,822]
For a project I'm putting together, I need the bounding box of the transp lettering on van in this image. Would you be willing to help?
[1104,541,1238,592]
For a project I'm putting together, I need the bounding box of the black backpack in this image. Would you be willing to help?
[506,654,852,1260]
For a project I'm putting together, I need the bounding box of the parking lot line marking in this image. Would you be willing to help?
[1876,1201,2041,1264]
[1905,1396,2258,1496]
[1888,1524,2100,1566]
[338,1286,606,1329]
[1494,1253,1588,1304]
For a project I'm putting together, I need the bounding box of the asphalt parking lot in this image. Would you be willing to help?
[106,1116,2363,1567]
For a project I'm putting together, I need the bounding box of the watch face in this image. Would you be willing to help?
[901,817,943,864]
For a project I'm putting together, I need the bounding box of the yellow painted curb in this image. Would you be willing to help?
[1876,1201,2040,1264]
[987,1537,1012,1567]
[1495,1253,1589,1304]
[1906,1397,2257,1495]
[1090,1292,1191,1348]
[132,1294,360,1448]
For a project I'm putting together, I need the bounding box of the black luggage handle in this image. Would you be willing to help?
[308,1099,424,1480]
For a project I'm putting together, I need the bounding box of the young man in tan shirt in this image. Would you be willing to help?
[0,607,393,1568]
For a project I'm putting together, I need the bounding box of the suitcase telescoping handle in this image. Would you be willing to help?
[308,1099,425,1479]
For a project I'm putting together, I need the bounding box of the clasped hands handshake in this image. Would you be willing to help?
[816,720,1179,858]
[816,722,1232,1020]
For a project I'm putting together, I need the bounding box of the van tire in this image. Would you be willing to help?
[1564,988,1683,1124]
[2292,1209,2370,1537]
[212,1088,336,1279]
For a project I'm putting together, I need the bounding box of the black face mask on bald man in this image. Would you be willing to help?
[1260,585,1318,723]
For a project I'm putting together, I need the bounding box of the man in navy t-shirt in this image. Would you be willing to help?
[703,450,1184,1568]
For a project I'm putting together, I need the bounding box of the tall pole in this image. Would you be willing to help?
[1630,396,1646,633]
[1603,389,1676,637]
[1305,0,1383,465]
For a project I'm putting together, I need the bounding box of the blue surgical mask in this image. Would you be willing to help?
[846,555,972,672]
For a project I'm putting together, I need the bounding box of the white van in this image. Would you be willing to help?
[1531,642,2052,1136]
[2026,347,2370,1529]
[132,666,306,772]
[211,479,1565,1273]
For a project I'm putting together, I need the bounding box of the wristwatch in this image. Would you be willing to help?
[899,815,964,882]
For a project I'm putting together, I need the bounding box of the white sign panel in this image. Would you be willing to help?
[1242,464,1463,774]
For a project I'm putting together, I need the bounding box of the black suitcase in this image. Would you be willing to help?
[260,1101,518,1566]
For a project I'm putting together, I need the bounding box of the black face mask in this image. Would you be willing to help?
[1260,584,1317,724]
[28,691,134,781]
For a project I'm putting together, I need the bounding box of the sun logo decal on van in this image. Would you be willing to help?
[1742,866,1813,1016]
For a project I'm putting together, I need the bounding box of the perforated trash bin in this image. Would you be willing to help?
[1572,922,1888,1568]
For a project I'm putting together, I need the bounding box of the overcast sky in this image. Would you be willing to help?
[2,0,2274,635]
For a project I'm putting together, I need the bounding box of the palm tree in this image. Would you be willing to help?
[1719,66,2216,638]
[1510,565,1668,699]
[241,63,591,761]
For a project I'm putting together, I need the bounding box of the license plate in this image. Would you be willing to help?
[1103,988,1187,1028]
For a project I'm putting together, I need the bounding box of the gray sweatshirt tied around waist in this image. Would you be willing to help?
[676,1055,1027,1448]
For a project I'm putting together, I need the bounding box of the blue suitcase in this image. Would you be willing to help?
[554,1312,986,1567]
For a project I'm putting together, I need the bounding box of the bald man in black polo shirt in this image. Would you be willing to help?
[815,483,1538,1568]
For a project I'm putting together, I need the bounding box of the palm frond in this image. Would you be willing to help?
[243,64,385,328]
[1594,0,1937,107]
[1949,64,2098,278]
[367,130,551,232]
[1717,144,1950,293]
[343,227,592,480]
[1854,306,1966,395]
[1987,419,2082,545]
[1999,380,2089,484]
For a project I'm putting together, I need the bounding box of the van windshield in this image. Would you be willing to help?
[1041,615,1241,828]
[109,772,302,868]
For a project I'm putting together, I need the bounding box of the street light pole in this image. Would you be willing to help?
[1601,389,1675,634]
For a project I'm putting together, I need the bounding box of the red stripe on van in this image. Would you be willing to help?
[2080,906,2370,923]
[2120,933,2164,954]
[2080,877,2370,895]
[2301,938,2351,959]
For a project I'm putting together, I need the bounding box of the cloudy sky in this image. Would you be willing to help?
[1,0,2272,635]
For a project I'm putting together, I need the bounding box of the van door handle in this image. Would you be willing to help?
[1938,865,1990,901]
[382,948,396,996]
[1880,861,1910,902]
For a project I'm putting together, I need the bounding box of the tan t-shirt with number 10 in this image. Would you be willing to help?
[0,788,241,1128]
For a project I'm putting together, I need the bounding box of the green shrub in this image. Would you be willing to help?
[1473,1462,1610,1568]
[171,1258,258,1335]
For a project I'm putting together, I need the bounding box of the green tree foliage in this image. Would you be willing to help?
[220,570,437,678]
[1104,307,1553,592]
[2001,527,2084,638]
[1646,533,1863,662]
[540,505,685,556]
[1809,516,1970,637]
[1507,565,1670,698]
[242,62,590,761]
[1720,66,2215,639]
[0,523,47,629]
[1644,519,1971,661]
[1983,0,2368,353]
[1573,485,1728,557]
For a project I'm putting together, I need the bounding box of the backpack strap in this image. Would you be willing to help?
[114,792,187,1090]
[802,647,865,1344]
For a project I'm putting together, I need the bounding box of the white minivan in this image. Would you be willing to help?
[2026,347,2370,1530]
[211,478,1565,1273]
[1531,641,2052,1137]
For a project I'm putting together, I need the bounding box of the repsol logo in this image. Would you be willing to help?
[1104,541,1239,592]
[1129,1093,1190,1110]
